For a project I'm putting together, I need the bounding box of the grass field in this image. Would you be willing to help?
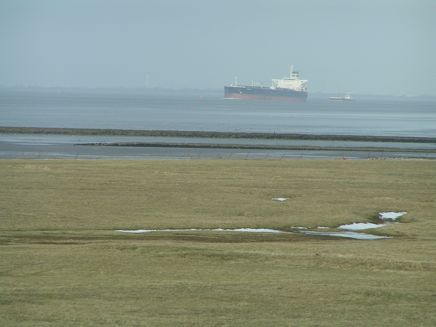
[1,159,436,326]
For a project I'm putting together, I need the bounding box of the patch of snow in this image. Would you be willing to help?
[302,230,391,240]
[379,212,407,221]
[291,226,308,230]
[317,226,329,229]
[338,222,385,231]
[272,197,288,202]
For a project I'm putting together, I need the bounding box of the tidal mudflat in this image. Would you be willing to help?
[1,159,435,326]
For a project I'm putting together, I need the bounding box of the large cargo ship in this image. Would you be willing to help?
[224,66,308,102]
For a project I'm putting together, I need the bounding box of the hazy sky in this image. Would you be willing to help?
[1,0,435,95]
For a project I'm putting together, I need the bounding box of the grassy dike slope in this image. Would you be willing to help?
[1,159,436,326]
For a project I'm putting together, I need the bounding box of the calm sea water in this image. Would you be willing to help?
[1,89,435,137]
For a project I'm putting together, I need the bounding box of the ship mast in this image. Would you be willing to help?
[289,65,294,79]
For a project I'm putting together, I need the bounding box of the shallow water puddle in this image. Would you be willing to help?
[116,228,284,234]
[272,197,288,202]
[116,211,404,240]
[115,227,389,240]
[116,228,199,234]
[338,222,386,231]
[212,228,283,233]
[337,211,406,231]
[302,230,391,240]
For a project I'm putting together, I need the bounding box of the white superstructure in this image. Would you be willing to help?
[271,65,308,92]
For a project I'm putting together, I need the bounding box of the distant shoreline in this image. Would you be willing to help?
[1,126,436,144]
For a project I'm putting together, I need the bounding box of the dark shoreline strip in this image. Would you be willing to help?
[78,142,436,153]
[1,126,436,143]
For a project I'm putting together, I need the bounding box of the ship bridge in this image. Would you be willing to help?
[271,65,308,92]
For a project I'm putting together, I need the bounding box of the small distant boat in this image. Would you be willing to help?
[329,94,353,101]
